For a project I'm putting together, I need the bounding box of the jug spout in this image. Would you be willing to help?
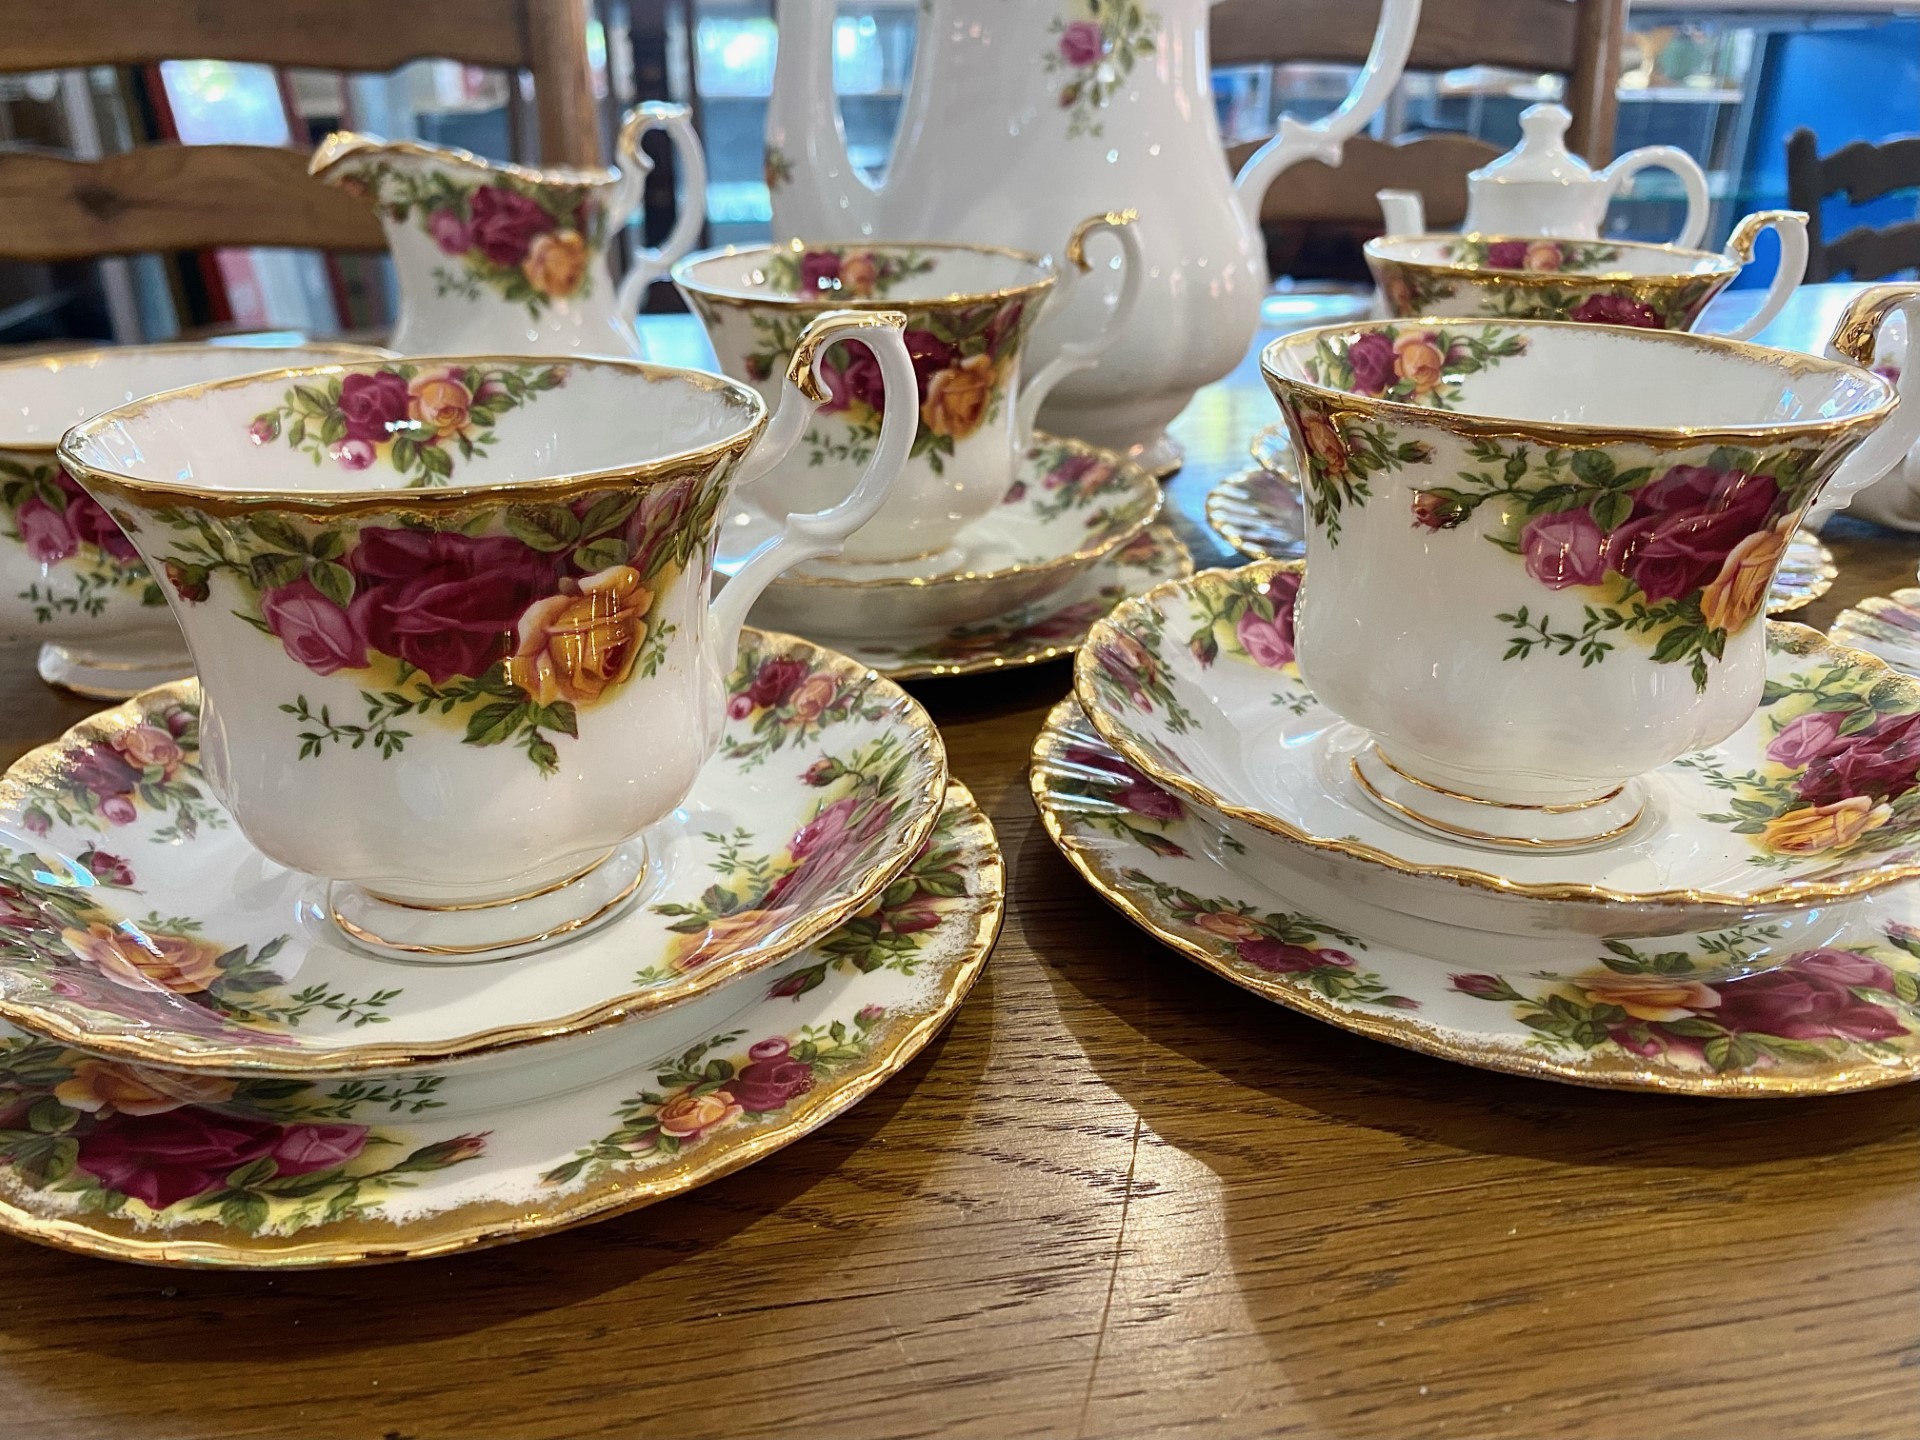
[765,0,880,239]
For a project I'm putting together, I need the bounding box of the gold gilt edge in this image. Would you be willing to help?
[0,630,949,1076]
[1203,469,1293,563]
[0,785,1001,1269]
[1029,701,1918,1097]
[874,525,1193,682]
[672,239,1057,311]
[1071,560,1920,911]
[309,131,622,189]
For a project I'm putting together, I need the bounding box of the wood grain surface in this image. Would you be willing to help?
[0,291,1914,1439]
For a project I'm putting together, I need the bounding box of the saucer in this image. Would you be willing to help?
[727,433,1161,638]
[0,782,998,1267]
[1032,700,1920,1096]
[1074,561,1920,937]
[1203,443,1835,613]
[832,524,1191,680]
[0,629,946,1075]
[1831,587,1920,677]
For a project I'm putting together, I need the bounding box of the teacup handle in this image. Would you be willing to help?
[613,103,710,320]
[1014,211,1144,450]
[705,311,915,672]
[1806,284,1920,524]
[1596,146,1710,249]
[1696,210,1809,342]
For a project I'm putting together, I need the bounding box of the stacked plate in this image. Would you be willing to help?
[0,631,1000,1265]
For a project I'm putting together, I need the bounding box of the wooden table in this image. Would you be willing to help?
[0,291,1916,1440]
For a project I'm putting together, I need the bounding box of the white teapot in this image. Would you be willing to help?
[1377,103,1709,247]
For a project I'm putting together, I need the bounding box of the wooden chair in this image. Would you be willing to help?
[0,0,600,261]
[1787,128,1920,283]
[1216,0,1628,232]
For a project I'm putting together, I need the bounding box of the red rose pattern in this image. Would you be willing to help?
[467,184,556,266]
[73,1107,367,1212]
[345,527,558,684]
[1569,293,1662,328]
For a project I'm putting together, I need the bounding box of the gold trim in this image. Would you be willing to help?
[310,130,620,189]
[1263,317,1897,449]
[330,862,648,957]
[1204,464,1302,562]
[1367,745,1624,813]
[785,310,908,403]
[358,849,616,912]
[1071,559,1920,911]
[869,524,1193,682]
[1348,756,1644,848]
[1830,282,1920,368]
[671,240,1059,311]
[0,784,1000,1268]
[1364,230,1746,287]
[1030,701,1919,1098]
[59,355,769,520]
[1064,209,1139,270]
[0,629,949,1075]
[772,434,1161,593]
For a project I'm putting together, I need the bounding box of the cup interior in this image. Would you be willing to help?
[61,357,764,495]
[1265,320,1893,432]
[1368,234,1730,279]
[0,343,384,449]
[674,242,1052,307]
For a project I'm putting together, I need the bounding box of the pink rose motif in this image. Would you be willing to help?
[619,479,698,581]
[1046,452,1104,492]
[76,850,133,887]
[1570,294,1662,328]
[746,656,810,710]
[1345,331,1397,395]
[68,743,141,803]
[747,1037,790,1062]
[727,693,754,720]
[338,371,411,445]
[726,1055,816,1112]
[1449,973,1511,1000]
[1767,711,1848,769]
[904,329,957,401]
[1794,711,1920,807]
[985,299,1027,359]
[249,417,278,445]
[100,796,137,825]
[328,438,375,471]
[267,1122,368,1173]
[58,474,138,562]
[799,250,842,292]
[1602,464,1780,604]
[347,527,558,684]
[1238,939,1355,973]
[820,342,887,414]
[766,796,890,909]
[21,809,49,837]
[856,1004,886,1024]
[1235,609,1295,670]
[467,184,555,266]
[261,576,368,676]
[16,496,77,565]
[74,1108,367,1211]
[893,909,940,933]
[1485,240,1529,269]
[1058,19,1103,66]
[1411,490,1469,530]
[427,208,473,255]
[1711,952,1906,1043]
[1062,744,1183,821]
[1521,508,1609,590]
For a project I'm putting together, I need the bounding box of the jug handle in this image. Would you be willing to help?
[1015,211,1144,451]
[1694,210,1809,343]
[1596,146,1710,250]
[1230,0,1422,229]
[1805,284,1920,525]
[614,103,710,321]
[706,311,915,675]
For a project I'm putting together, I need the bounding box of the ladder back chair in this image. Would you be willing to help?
[1787,128,1920,283]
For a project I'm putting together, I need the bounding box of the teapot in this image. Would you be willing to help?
[767,0,1422,472]
[1376,103,1709,248]
[312,103,707,359]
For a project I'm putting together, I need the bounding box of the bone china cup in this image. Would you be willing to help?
[674,218,1142,565]
[1365,210,1809,343]
[0,341,385,697]
[1260,286,1920,849]
[59,319,920,959]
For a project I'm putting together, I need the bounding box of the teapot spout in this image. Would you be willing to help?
[1377,188,1426,236]
[765,0,880,239]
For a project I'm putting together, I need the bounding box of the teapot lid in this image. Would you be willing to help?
[1469,104,1597,187]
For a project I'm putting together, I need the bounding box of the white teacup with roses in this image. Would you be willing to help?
[59,318,923,960]
[1261,286,1920,849]
[675,217,1143,565]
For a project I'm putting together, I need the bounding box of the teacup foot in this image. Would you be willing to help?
[38,642,194,700]
[1350,745,1647,851]
[327,841,650,964]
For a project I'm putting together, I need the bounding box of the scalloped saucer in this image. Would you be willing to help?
[722,434,1161,638]
[1832,586,1920,677]
[0,782,999,1268]
[0,629,947,1076]
[1033,701,1920,1097]
[1074,561,1920,939]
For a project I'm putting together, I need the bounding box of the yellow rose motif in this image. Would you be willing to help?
[114,724,184,771]
[1392,333,1447,395]
[1700,520,1791,634]
[62,922,225,995]
[921,353,996,440]
[504,566,652,708]
[1761,796,1893,855]
[522,229,590,298]
[1524,241,1565,272]
[1574,970,1720,1023]
[654,1088,742,1141]
[667,908,789,974]
[788,673,839,722]
[839,253,880,297]
[54,1058,236,1116]
[1296,408,1349,475]
[1192,912,1263,942]
[409,373,475,438]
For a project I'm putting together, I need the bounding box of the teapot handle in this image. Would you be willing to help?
[1596,145,1711,249]
[1015,211,1143,450]
[1694,210,1809,343]
[1230,0,1422,228]
[705,312,915,676]
[1805,284,1920,525]
[614,103,710,321]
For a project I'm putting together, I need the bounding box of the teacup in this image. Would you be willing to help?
[674,217,1142,565]
[0,341,385,695]
[60,316,921,959]
[1260,287,1920,849]
[1366,210,1809,342]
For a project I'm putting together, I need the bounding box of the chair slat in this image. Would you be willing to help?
[1825,221,1920,283]
[1211,0,1578,74]
[1231,132,1503,226]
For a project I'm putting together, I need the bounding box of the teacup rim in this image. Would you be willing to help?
[1364,231,1739,285]
[672,239,1058,310]
[1260,317,1898,447]
[310,130,622,190]
[58,354,770,517]
[0,340,394,455]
